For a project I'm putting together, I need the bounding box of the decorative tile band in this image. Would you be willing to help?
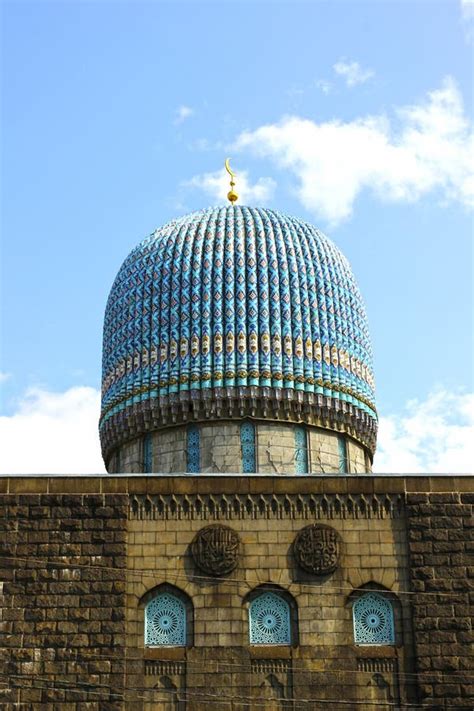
[128,493,404,521]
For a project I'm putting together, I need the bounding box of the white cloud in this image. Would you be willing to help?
[333,58,374,87]
[174,105,194,125]
[184,169,276,204]
[0,386,106,474]
[374,389,474,473]
[234,77,474,224]
[0,371,11,384]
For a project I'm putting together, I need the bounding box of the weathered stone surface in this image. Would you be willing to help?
[0,493,127,709]
[407,491,473,708]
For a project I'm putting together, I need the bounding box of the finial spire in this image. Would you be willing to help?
[225,158,239,204]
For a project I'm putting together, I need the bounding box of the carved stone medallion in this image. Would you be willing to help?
[191,525,241,576]
[293,524,341,575]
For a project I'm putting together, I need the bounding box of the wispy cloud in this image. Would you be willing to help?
[233,77,474,224]
[0,371,11,384]
[174,105,195,125]
[0,386,105,474]
[315,79,332,95]
[374,389,474,473]
[461,0,474,41]
[184,169,276,204]
[461,0,474,19]
[333,58,374,87]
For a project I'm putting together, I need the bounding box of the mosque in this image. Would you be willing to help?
[1,164,472,710]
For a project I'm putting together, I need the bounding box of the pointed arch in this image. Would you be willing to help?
[140,583,193,648]
[347,583,397,647]
[244,584,298,646]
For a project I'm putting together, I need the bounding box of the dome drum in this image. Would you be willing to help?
[100,386,376,465]
[100,206,377,465]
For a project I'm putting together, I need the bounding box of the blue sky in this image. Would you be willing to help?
[1,1,472,472]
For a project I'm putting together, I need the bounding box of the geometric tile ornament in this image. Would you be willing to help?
[249,592,292,645]
[294,425,309,474]
[241,421,256,473]
[100,206,377,462]
[145,593,186,646]
[186,425,200,473]
[353,593,395,645]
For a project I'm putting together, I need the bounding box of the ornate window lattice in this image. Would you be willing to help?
[143,433,153,473]
[145,593,186,647]
[353,593,395,645]
[187,425,200,473]
[294,426,308,474]
[249,592,291,645]
[241,422,256,473]
[338,434,349,474]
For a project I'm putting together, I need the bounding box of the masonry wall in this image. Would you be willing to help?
[0,475,472,711]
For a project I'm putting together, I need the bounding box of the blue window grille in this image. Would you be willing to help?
[294,426,308,473]
[145,593,186,647]
[187,425,200,473]
[241,422,256,473]
[143,433,153,473]
[353,593,395,646]
[338,434,348,473]
[249,592,291,645]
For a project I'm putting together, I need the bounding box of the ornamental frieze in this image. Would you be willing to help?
[191,525,241,576]
[129,493,403,521]
[293,524,341,575]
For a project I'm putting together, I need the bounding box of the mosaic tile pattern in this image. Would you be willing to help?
[100,206,377,459]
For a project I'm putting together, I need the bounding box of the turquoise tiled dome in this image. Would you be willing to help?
[100,206,377,459]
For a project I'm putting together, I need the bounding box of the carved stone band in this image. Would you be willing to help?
[191,525,241,576]
[293,524,341,575]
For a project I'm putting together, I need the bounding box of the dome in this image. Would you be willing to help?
[100,205,377,461]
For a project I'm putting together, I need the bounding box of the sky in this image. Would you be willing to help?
[1,0,473,473]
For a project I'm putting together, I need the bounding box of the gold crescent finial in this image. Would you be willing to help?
[225,158,238,204]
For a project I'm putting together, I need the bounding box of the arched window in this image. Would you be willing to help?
[187,424,200,473]
[241,421,256,473]
[353,592,395,645]
[145,592,187,647]
[249,592,291,645]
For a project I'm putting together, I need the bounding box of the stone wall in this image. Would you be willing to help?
[407,491,474,709]
[0,475,472,710]
[108,422,370,475]
[0,491,127,710]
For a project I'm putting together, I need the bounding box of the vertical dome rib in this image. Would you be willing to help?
[100,206,377,461]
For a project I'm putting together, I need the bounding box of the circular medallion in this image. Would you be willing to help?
[191,525,241,576]
[293,524,341,575]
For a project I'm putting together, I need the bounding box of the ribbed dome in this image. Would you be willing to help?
[100,206,377,460]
